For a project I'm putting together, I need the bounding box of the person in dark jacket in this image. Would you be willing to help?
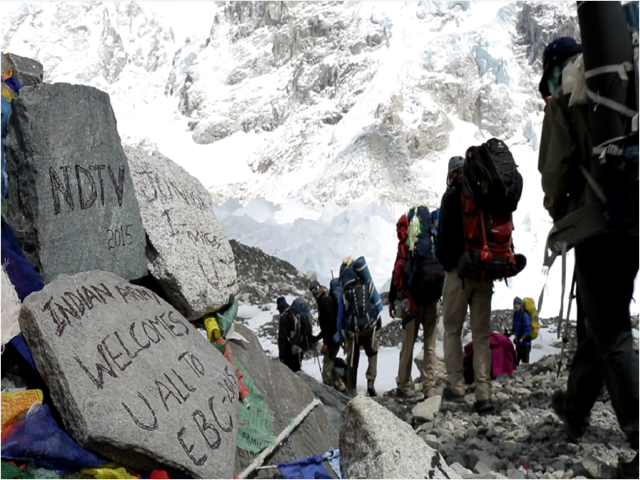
[510,297,532,365]
[310,280,346,393]
[277,297,301,373]
[538,37,638,476]
[436,155,495,414]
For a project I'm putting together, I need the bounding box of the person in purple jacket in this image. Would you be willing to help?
[510,297,532,365]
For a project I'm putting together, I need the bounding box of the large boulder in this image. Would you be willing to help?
[5,53,43,87]
[297,370,351,432]
[340,396,458,479]
[124,147,238,320]
[4,83,147,283]
[229,324,338,475]
[18,270,238,479]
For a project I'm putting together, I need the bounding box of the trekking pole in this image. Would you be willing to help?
[557,268,577,379]
[316,347,322,376]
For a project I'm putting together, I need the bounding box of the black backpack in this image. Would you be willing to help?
[404,206,444,304]
[289,297,313,354]
[339,262,378,336]
[577,1,639,231]
[463,138,523,215]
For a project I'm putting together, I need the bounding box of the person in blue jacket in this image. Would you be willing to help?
[510,297,531,365]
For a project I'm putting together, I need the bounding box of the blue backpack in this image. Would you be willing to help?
[329,278,345,343]
[289,297,313,354]
[430,208,440,236]
[405,206,444,304]
[339,257,381,336]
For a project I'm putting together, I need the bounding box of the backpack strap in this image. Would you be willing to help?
[585,66,637,122]
[585,62,634,81]
[579,164,608,205]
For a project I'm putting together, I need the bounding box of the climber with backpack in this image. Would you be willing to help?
[510,297,532,365]
[276,296,313,373]
[277,297,300,373]
[538,5,638,475]
[437,146,526,414]
[309,280,347,393]
[339,255,383,397]
[389,206,444,398]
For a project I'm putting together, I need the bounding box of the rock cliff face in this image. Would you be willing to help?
[3,2,581,215]
[162,1,578,212]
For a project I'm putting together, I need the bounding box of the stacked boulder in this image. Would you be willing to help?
[1,53,337,478]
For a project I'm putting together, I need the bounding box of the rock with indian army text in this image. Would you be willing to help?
[18,270,238,478]
[124,146,238,320]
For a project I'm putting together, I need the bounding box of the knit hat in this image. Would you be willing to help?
[513,296,523,306]
[448,155,465,174]
[276,296,289,313]
[308,280,321,292]
[539,37,583,97]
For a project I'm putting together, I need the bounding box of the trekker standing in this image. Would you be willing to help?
[538,23,638,478]
[309,280,347,393]
[276,297,301,373]
[389,207,443,398]
[510,297,531,365]
[436,155,495,413]
[339,256,382,397]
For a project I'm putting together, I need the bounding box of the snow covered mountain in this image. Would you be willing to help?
[6,1,626,316]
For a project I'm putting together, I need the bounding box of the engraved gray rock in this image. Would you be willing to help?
[124,147,238,320]
[5,82,147,283]
[19,270,238,478]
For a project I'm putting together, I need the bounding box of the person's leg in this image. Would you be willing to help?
[362,330,379,382]
[290,352,301,373]
[325,342,345,391]
[468,278,494,402]
[522,345,531,364]
[574,232,639,447]
[515,345,523,366]
[420,302,439,397]
[576,289,586,344]
[556,333,603,439]
[346,336,359,395]
[397,315,420,395]
[321,345,334,387]
[443,272,473,396]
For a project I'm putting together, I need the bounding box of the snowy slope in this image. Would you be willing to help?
[2,1,635,318]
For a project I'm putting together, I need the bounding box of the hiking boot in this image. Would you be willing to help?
[616,453,638,479]
[367,380,377,397]
[474,399,494,414]
[442,386,465,404]
[396,388,414,398]
[551,390,587,442]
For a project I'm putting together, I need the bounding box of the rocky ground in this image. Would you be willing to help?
[232,240,639,479]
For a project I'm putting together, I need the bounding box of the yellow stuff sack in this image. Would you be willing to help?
[82,462,138,479]
[523,297,539,340]
[203,315,220,342]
